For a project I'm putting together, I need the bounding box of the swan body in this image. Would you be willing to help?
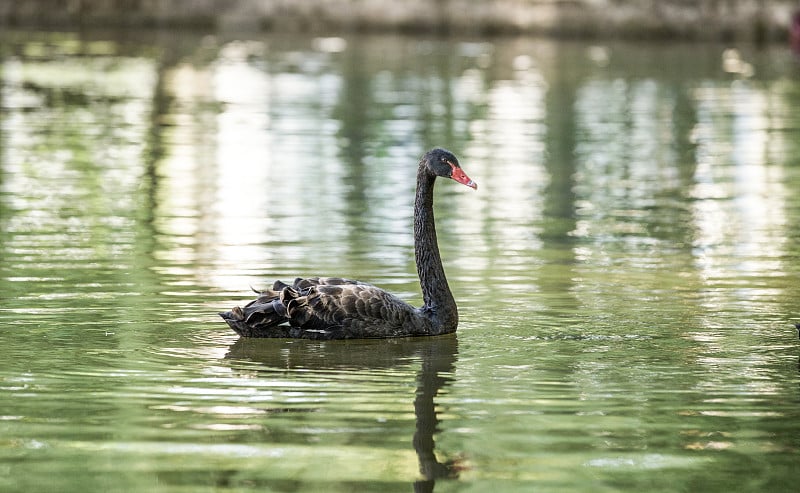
[219,148,476,339]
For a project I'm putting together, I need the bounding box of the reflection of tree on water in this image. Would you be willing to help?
[225,334,461,490]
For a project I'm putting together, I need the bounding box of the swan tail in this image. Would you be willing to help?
[219,284,293,337]
[218,278,320,337]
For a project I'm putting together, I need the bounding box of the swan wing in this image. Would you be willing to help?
[285,282,421,338]
[220,277,423,339]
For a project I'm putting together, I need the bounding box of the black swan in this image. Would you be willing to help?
[219,148,477,339]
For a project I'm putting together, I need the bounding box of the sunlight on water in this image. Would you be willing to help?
[1,30,799,492]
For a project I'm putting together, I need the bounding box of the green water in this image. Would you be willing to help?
[1,29,800,492]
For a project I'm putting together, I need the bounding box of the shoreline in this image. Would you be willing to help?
[1,1,798,42]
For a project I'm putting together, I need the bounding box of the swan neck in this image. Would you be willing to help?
[414,166,457,332]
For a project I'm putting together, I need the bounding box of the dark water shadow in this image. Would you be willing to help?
[225,334,462,491]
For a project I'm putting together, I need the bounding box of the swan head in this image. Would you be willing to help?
[423,148,478,190]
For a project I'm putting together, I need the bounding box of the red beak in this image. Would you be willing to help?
[449,163,478,190]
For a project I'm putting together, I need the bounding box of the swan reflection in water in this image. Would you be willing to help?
[225,333,464,490]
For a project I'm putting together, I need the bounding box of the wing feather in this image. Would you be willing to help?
[220,276,427,339]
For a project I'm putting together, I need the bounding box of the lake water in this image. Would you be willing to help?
[1,29,800,492]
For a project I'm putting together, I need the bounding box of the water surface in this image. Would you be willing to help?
[1,30,800,492]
